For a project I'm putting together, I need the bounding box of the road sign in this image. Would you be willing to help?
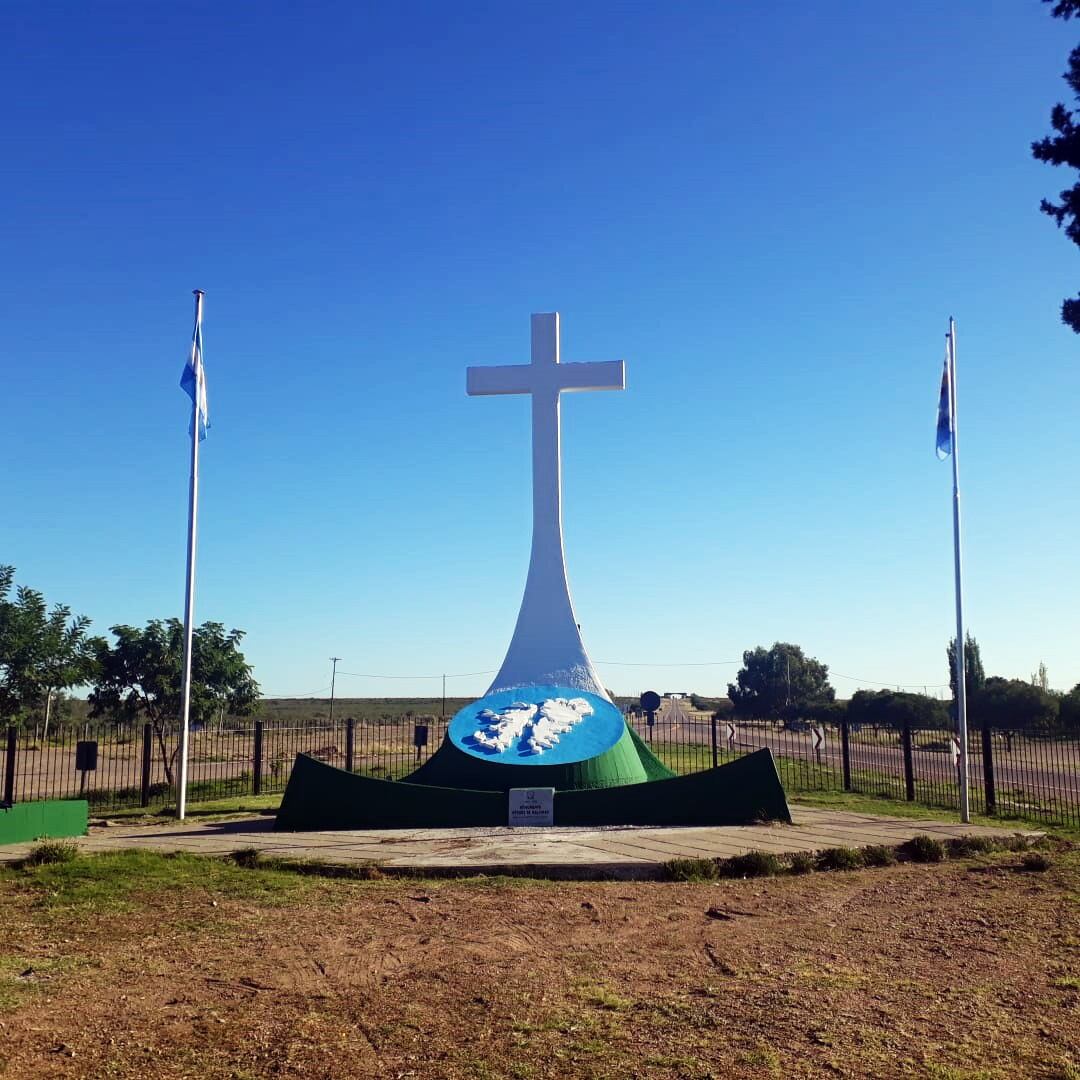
[725,722,736,748]
[811,726,824,752]
[640,690,661,712]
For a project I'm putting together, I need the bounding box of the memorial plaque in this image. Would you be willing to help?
[508,787,555,827]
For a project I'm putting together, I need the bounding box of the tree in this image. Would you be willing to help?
[946,633,985,702]
[89,619,260,784]
[1031,661,1050,692]
[847,689,949,731]
[1032,0,1080,331]
[0,566,100,727]
[1061,683,1080,729]
[727,642,834,720]
[970,677,1060,733]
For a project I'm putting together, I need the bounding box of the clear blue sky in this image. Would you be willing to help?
[4,1,1078,702]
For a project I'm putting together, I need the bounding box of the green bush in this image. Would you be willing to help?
[22,840,79,866]
[718,851,781,878]
[946,835,999,858]
[787,851,815,875]
[861,844,897,867]
[1019,851,1052,872]
[816,846,864,871]
[900,835,946,863]
[662,857,719,882]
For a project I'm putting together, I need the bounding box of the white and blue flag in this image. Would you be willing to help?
[180,304,209,441]
[935,346,952,460]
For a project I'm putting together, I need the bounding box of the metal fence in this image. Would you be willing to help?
[2,713,1078,827]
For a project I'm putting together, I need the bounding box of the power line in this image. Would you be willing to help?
[829,671,951,690]
[593,659,741,668]
[335,669,496,681]
[261,685,332,698]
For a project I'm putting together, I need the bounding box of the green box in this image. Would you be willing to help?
[0,800,89,845]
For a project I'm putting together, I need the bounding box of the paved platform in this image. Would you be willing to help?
[0,805,1037,879]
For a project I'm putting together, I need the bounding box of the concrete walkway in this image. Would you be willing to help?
[0,806,1037,879]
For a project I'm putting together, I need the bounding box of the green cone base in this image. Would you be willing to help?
[407,721,673,793]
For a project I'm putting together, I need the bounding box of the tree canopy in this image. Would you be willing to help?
[727,642,834,720]
[846,689,949,731]
[90,619,260,782]
[1033,0,1080,331]
[0,566,100,724]
[946,633,985,702]
[1061,683,1080,729]
[971,677,1061,732]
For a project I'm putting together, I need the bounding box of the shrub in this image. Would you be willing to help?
[816,846,864,872]
[662,857,720,882]
[946,835,999,858]
[900,835,946,863]
[787,852,815,875]
[861,844,897,867]
[718,851,781,878]
[1019,851,1052,872]
[22,840,79,866]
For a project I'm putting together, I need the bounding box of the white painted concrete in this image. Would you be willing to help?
[467,313,624,698]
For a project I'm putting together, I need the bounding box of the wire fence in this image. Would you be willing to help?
[2,712,1078,827]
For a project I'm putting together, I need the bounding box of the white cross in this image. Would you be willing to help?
[467,313,625,696]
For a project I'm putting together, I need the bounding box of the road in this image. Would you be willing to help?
[645,699,1079,821]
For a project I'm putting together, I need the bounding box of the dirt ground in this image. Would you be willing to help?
[0,848,1078,1079]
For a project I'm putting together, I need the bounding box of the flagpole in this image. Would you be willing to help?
[177,289,204,821]
[948,317,970,824]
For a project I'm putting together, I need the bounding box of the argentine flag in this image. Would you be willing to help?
[935,347,952,460]
[180,305,209,441]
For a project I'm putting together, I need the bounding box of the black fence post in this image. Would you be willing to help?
[3,726,16,804]
[140,723,153,807]
[981,722,996,815]
[840,719,852,791]
[345,718,355,773]
[902,722,916,802]
[710,713,719,769]
[252,720,264,796]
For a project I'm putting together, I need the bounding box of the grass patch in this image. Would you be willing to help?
[100,793,284,822]
[0,954,83,1014]
[20,840,79,867]
[662,857,719,882]
[11,849,316,913]
[577,984,633,1011]
[815,846,864,872]
[226,847,383,880]
[900,835,946,863]
[718,851,781,878]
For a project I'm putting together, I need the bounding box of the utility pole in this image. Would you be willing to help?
[442,674,447,719]
[329,657,342,726]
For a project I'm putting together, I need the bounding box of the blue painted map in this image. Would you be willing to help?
[449,685,625,766]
